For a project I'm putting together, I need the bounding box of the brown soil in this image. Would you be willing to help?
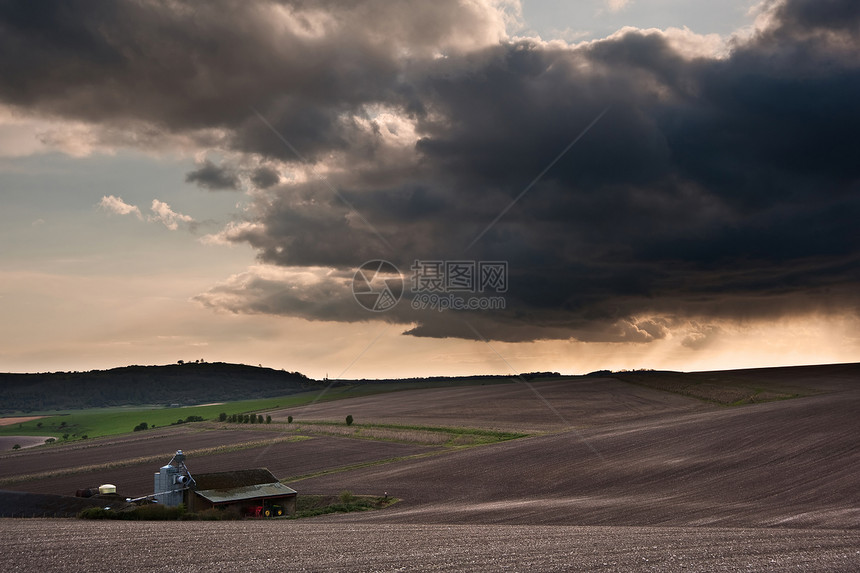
[270,376,714,432]
[2,519,858,572]
[0,416,46,427]
[0,436,55,451]
[1,364,858,571]
[293,387,860,529]
[2,433,440,497]
[0,426,286,479]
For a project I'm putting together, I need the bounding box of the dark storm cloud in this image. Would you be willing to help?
[0,0,507,158]
[185,160,240,191]
[4,0,859,342]
[250,166,280,190]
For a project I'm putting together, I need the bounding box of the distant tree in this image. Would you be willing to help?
[45,438,55,444]
[12,444,20,450]
[266,415,272,424]
[81,435,88,440]
[287,416,293,424]
[219,412,227,422]
[133,422,149,432]
[345,415,353,426]
[177,360,184,365]
[250,414,256,424]
[244,414,251,424]
[62,433,69,440]
[36,422,43,428]
[59,421,67,428]
[257,415,264,424]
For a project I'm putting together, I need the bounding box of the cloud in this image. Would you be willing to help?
[97,195,196,232]
[10,0,860,344]
[185,160,240,191]
[250,166,280,189]
[149,200,195,231]
[682,322,724,350]
[606,0,630,13]
[98,195,142,219]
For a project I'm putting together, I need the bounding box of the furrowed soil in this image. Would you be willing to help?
[0,436,53,450]
[2,520,859,572]
[1,364,858,572]
[1,431,441,497]
[270,376,713,432]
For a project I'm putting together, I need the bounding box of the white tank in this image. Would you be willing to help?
[98,484,116,495]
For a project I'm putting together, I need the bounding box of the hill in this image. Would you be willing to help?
[0,362,314,414]
[1,362,859,570]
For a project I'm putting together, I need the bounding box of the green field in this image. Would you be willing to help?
[0,378,516,441]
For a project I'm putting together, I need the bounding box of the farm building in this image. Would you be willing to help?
[154,450,296,517]
[187,469,297,516]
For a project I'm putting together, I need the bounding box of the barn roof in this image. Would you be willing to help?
[190,468,296,505]
[191,468,280,490]
[195,482,297,505]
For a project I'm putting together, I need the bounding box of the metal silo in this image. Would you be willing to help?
[153,450,195,506]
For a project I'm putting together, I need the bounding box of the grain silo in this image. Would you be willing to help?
[153,450,195,506]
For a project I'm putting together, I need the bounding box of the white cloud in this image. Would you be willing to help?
[97,196,196,231]
[593,25,730,59]
[607,0,630,13]
[200,221,264,246]
[98,195,143,220]
[149,199,195,231]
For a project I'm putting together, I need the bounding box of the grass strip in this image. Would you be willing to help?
[290,493,398,519]
[612,372,804,406]
[292,420,527,446]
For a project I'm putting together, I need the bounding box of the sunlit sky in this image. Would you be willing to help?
[1,0,858,378]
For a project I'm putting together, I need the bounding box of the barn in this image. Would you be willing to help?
[154,450,296,517]
[186,468,297,517]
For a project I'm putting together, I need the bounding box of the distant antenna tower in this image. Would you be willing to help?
[153,449,196,506]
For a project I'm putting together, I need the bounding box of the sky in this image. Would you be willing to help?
[0,0,858,378]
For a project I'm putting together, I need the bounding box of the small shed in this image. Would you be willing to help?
[186,468,297,517]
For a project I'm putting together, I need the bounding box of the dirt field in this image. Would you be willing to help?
[1,434,440,497]
[0,436,54,451]
[0,426,280,478]
[2,519,859,572]
[0,416,46,427]
[270,376,714,431]
[292,388,860,529]
[1,364,858,571]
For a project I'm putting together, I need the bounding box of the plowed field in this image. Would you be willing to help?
[2,519,859,572]
[2,364,858,571]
